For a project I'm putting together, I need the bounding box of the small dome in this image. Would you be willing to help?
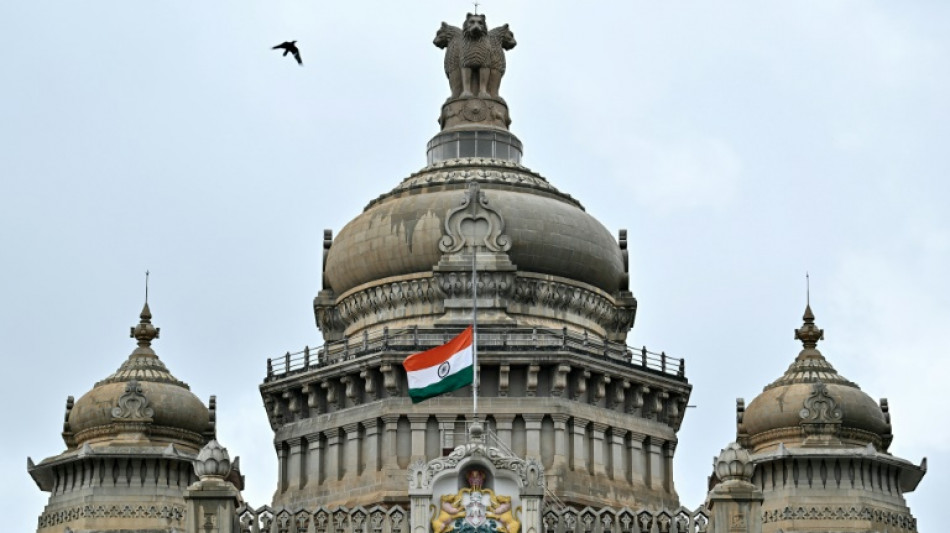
[738,305,891,453]
[324,161,625,297]
[66,303,212,450]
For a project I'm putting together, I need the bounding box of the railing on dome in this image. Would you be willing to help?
[265,326,684,382]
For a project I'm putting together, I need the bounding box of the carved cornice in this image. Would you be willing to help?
[323,270,636,338]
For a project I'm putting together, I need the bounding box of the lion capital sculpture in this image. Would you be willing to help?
[434,13,516,101]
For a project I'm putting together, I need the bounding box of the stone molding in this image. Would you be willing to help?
[319,271,635,339]
[740,425,884,451]
[37,503,185,528]
[762,505,916,531]
[72,423,207,447]
[368,161,581,211]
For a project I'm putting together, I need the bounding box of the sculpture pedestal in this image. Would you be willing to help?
[440,97,511,131]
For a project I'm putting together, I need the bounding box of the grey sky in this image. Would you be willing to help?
[2,1,946,530]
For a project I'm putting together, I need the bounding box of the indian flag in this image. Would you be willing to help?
[403,326,474,403]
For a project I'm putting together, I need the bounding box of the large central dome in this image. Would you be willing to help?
[314,20,637,343]
[324,160,625,297]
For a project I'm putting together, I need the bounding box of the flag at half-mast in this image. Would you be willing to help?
[403,326,474,404]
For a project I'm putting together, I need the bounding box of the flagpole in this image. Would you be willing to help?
[471,240,478,421]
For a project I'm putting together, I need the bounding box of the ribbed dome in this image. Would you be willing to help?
[324,160,625,297]
[66,303,212,450]
[738,305,892,453]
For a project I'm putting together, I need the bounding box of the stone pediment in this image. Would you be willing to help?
[408,439,544,494]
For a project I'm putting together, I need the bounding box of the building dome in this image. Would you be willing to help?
[737,305,892,453]
[323,160,625,297]
[65,303,213,450]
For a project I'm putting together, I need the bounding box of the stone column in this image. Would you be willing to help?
[647,437,664,491]
[550,413,570,474]
[571,417,589,474]
[342,423,361,480]
[408,415,428,463]
[286,437,303,490]
[590,422,609,477]
[524,414,543,459]
[494,414,515,450]
[185,478,241,533]
[610,428,627,481]
[628,432,646,487]
[325,429,341,482]
[363,419,381,477]
[663,441,676,492]
[707,443,762,533]
[521,467,545,533]
[381,414,400,469]
[185,441,241,533]
[307,435,324,488]
[276,442,288,493]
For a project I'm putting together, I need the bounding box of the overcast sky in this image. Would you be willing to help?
[2,1,946,531]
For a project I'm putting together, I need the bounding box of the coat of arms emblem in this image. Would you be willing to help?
[431,469,520,533]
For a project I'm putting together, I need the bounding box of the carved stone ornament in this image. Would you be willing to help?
[194,439,232,479]
[111,379,154,419]
[799,381,843,423]
[440,182,511,254]
[434,15,516,101]
[408,441,545,492]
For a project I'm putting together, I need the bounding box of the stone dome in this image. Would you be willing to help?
[738,305,892,453]
[323,159,626,297]
[65,303,213,450]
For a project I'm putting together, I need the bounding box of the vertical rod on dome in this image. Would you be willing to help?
[472,234,479,422]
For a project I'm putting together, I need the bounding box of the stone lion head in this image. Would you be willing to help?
[463,13,487,38]
[433,22,457,49]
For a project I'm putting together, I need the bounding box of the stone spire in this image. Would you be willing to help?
[97,303,189,388]
[764,304,855,390]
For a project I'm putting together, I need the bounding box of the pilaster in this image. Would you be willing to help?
[381,414,400,469]
[571,417,589,474]
[590,422,609,476]
[342,422,361,479]
[286,437,304,490]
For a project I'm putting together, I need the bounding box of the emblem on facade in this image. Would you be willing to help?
[432,469,520,533]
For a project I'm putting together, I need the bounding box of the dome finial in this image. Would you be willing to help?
[131,275,160,348]
[794,302,824,352]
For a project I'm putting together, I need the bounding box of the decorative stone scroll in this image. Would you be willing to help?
[112,379,154,420]
[408,442,544,492]
[440,182,512,254]
[799,381,843,423]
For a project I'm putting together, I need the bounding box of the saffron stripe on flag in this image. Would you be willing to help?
[403,326,473,371]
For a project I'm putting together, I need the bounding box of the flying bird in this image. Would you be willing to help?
[272,41,302,65]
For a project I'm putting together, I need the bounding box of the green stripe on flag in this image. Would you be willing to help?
[408,365,474,403]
